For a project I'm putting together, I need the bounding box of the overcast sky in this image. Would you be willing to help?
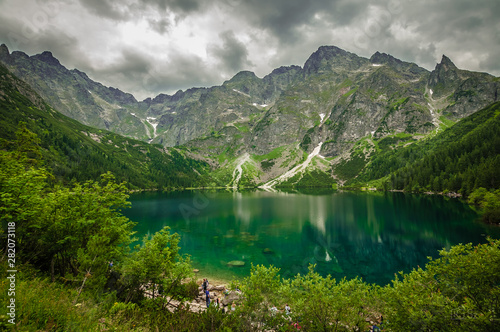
[1,0,499,100]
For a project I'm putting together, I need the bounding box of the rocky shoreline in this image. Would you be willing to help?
[150,277,239,314]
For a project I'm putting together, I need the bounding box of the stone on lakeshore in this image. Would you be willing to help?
[209,285,226,291]
[212,285,226,291]
[221,292,241,306]
[193,269,200,273]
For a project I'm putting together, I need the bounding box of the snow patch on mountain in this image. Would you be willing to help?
[261,142,323,188]
[231,153,251,188]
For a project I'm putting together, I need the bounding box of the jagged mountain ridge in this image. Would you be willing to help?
[0,43,302,146]
[1,44,499,187]
[0,62,213,189]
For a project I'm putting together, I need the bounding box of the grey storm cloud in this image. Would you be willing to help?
[207,30,253,73]
[232,0,359,43]
[0,0,499,100]
[96,49,152,76]
[139,51,222,97]
[77,0,204,22]
[77,0,131,21]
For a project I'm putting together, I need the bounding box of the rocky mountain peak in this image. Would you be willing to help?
[303,45,368,77]
[0,44,9,57]
[223,70,264,99]
[33,51,61,67]
[150,89,191,104]
[268,65,302,76]
[305,46,350,66]
[225,70,260,84]
[370,51,428,74]
[428,54,460,95]
[263,65,301,86]
[1,43,497,164]
[11,51,29,60]
[71,68,90,80]
[370,51,402,66]
[438,54,458,71]
[0,44,14,65]
[316,45,346,56]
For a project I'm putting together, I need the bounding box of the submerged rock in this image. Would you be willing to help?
[227,260,245,267]
[262,248,275,255]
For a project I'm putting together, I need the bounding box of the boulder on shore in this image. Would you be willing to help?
[221,291,241,306]
[209,285,226,291]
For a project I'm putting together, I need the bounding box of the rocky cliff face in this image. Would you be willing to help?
[427,56,499,120]
[0,45,149,139]
[1,44,498,187]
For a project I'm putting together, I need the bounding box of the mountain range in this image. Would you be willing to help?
[0,44,498,189]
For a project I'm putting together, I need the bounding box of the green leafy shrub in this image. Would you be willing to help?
[382,239,500,331]
[469,188,500,224]
[0,276,101,331]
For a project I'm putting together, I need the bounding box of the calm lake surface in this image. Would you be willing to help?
[123,189,500,285]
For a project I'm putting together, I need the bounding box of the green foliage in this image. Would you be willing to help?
[334,152,368,181]
[260,159,275,171]
[108,301,241,331]
[228,264,377,331]
[468,188,500,224]
[351,101,500,195]
[253,113,274,133]
[253,145,287,162]
[299,133,312,151]
[439,115,456,128]
[293,169,336,187]
[382,239,500,331]
[288,266,374,331]
[2,277,102,330]
[231,264,290,329]
[0,126,136,296]
[234,123,250,133]
[119,226,193,304]
[0,65,213,189]
[377,134,416,151]
[299,127,315,152]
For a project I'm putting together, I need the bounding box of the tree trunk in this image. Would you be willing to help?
[51,256,55,282]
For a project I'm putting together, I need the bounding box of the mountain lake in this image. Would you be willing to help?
[123,189,500,285]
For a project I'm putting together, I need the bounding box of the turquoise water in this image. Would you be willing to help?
[123,189,500,285]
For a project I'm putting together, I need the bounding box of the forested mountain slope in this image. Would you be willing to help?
[343,101,500,196]
[0,63,213,189]
[1,44,499,189]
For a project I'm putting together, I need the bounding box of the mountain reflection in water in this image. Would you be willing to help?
[124,190,500,285]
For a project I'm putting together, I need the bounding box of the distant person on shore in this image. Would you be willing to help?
[205,288,210,308]
[285,304,291,315]
[202,278,209,292]
[270,304,278,315]
[231,302,236,312]
[214,297,220,309]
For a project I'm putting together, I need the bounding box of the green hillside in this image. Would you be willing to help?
[348,101,500,195]
[0,63,214,189]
